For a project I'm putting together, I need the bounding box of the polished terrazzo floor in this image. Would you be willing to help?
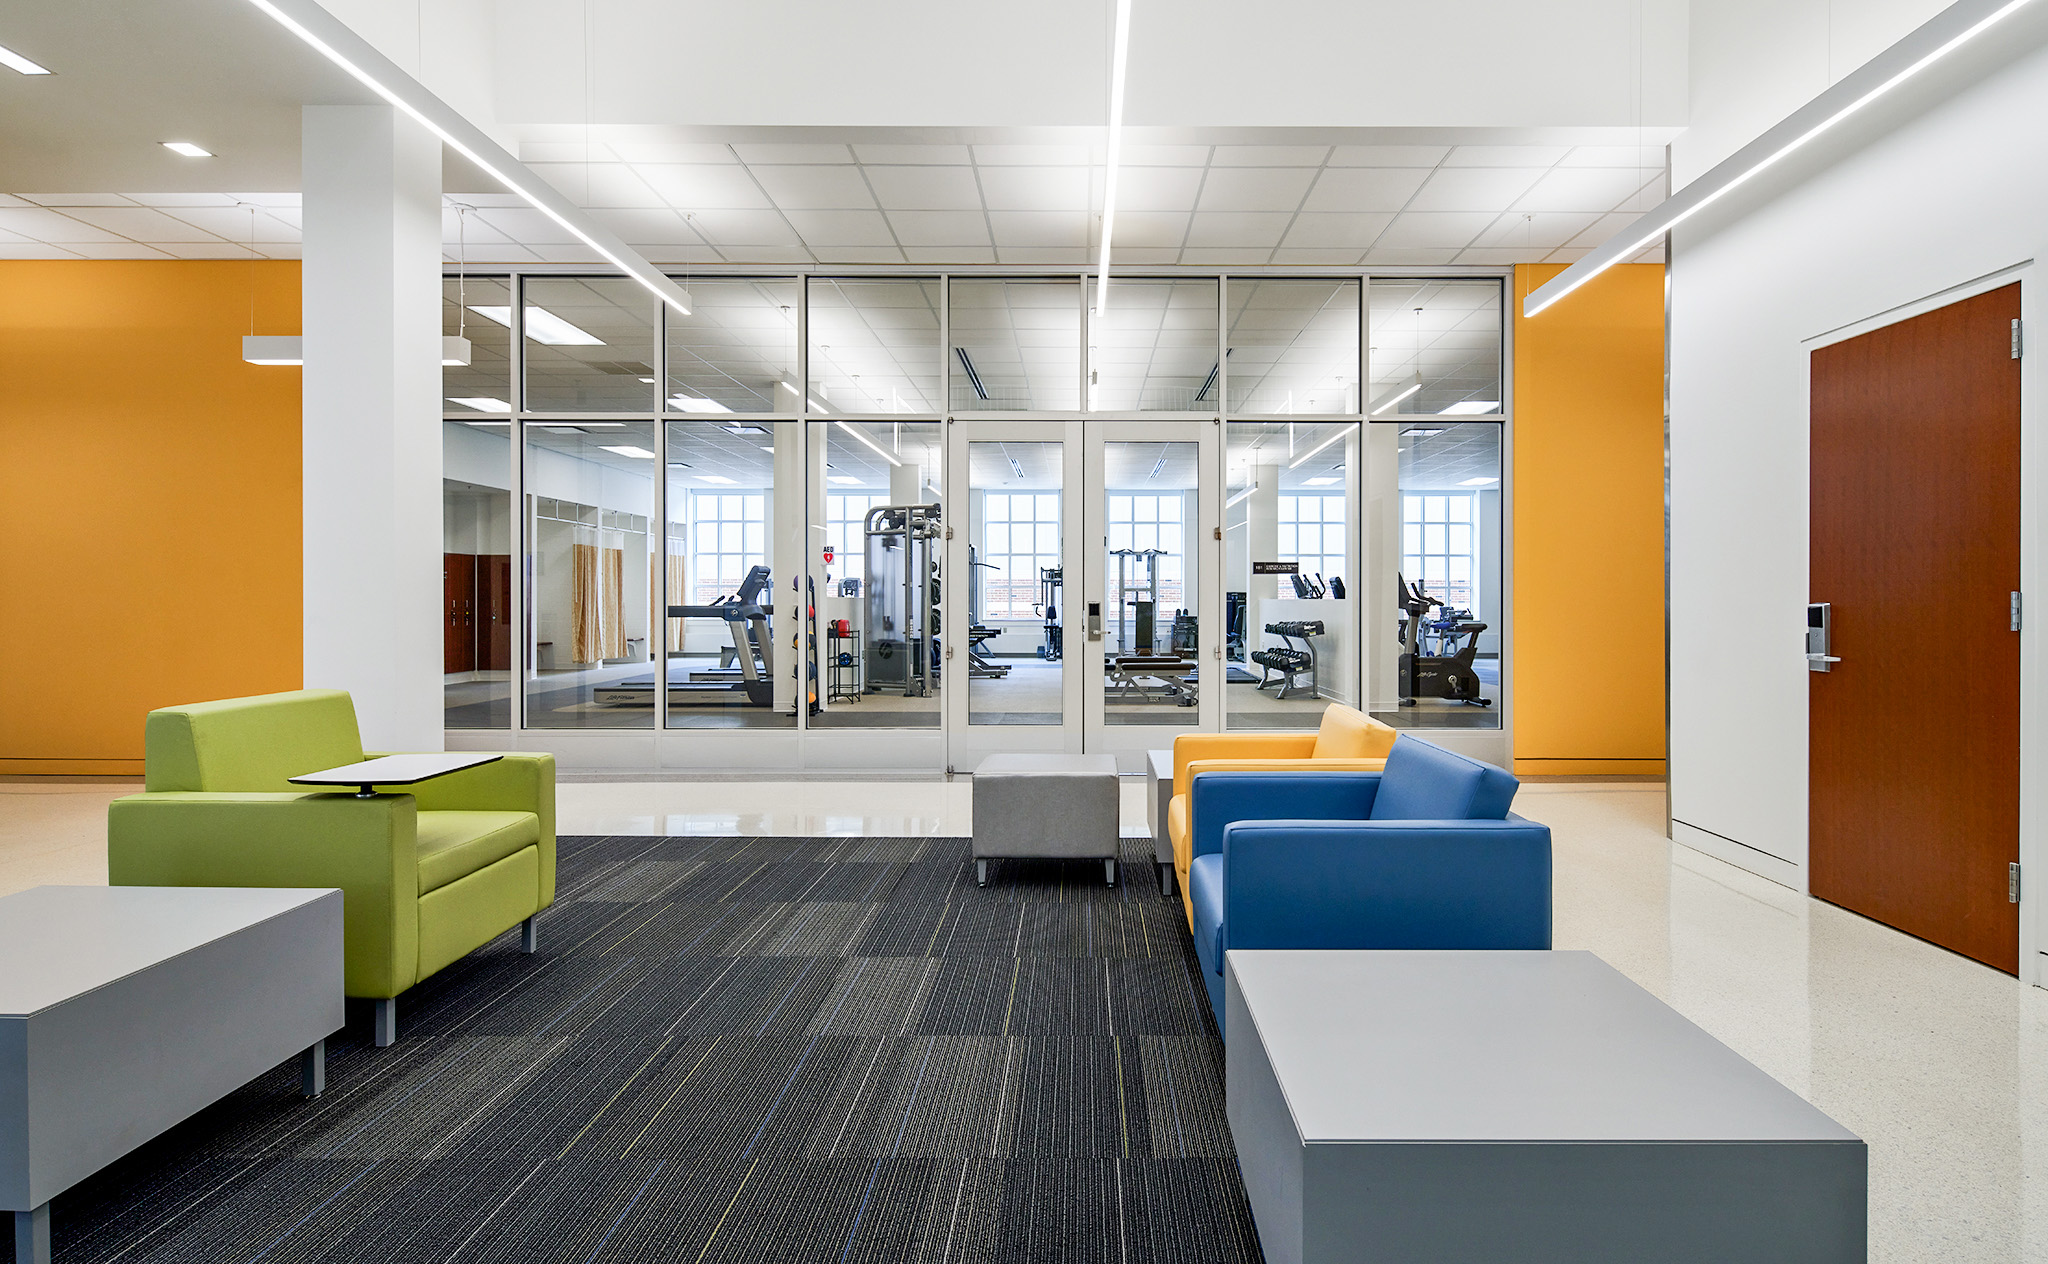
[5,774,2048,1260]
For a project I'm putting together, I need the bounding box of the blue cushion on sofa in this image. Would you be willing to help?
[1368,734,1518,822]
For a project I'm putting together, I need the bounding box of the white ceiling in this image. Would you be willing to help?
[1,139,1668,268]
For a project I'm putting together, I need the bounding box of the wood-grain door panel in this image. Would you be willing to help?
[1810,283,2021,973]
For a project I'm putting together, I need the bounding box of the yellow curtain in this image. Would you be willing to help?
[600,547,626,660]
[570,542,601,663]
[666,554,687,645]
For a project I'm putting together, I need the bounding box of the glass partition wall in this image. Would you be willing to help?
[443,271,1507,747]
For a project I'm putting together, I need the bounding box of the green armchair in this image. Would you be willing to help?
[106,689,554,1046]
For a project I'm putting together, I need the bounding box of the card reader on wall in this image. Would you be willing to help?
[1087,601,1103,641]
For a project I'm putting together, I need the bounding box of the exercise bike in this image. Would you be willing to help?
[1397,575,1492,707]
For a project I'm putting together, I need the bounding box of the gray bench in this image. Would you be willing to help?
[1227,949,1865,1263]
[971,753,1119,887]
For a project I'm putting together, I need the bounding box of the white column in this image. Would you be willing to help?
[1364,424,1403,709]
[301,105,443,751]
[773,424,807,712]
[890,458,924,505]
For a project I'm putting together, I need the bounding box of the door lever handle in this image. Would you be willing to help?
[1807,653,1841,673]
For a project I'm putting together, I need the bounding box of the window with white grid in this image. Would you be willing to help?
[825,493,889,590]
[978,491,1061,621]
[1401,493,1476,610]
[1105,492,1186,611]
[1278,493,1347,585]
[689,491,766,604]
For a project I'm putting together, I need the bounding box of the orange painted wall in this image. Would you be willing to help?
[0,262,302,775]
[1512,262,1667,776]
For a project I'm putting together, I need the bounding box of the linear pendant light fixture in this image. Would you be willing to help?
[836,420,903,468]
[1093,0,1134,318]
[1524,0,2040,318]
[241,0,691,318]
[1288,427,1349,470]
[0,42,51,75]
[1368,376,1423,417]
[242,333,471,366]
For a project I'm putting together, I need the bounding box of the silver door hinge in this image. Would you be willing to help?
[2014,319,2024,359]
[944,645,954,659]
[2012,862,2022,903]
[944,526,954,540]
[2013,591,2023,631]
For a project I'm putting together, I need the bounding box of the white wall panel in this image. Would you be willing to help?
[1668,9,2048,987]
[1675,0,1953,184]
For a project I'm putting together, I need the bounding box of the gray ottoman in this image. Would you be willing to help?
[972,753,1120,886]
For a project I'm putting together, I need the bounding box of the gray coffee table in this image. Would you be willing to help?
[1144,748,1175,895]
[2,886,343,1264]
[1226,950,1866,1264]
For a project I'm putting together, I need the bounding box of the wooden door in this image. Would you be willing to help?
[444,553,477,673]
[479,554,513,671]
[1810,282,2022,973]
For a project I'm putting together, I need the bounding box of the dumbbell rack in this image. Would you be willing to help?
[825,625,862,703]
[1252,620,1324,700]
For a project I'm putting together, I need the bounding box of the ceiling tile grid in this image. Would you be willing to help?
[3,136,1668,269]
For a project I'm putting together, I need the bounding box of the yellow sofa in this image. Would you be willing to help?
[1166,704,1398,927]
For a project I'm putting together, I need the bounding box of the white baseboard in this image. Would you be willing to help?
[1671,819,1803,891]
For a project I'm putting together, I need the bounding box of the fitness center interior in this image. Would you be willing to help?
[438,276,1503,741]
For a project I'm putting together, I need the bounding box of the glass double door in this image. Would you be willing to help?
[943,419,1220,771]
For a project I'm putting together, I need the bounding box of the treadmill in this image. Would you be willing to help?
[593,565,776,707]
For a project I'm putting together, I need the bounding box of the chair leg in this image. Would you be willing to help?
[1105,857,1117,887]
[1158,862,1175,897]
[976,858,988,887]
[522,915,539,953]
[373,997,396,1048]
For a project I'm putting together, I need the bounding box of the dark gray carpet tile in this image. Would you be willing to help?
[1118,1159,1269,1264]
[29,836,1261,1264]
[1109,958,1219,1036]
[1132,1036,1236,1159]
[754,898,885,956]
[802,956,943,1040]
[571,858,713,904]
[817,834,941,864]
[799,1036,1017,1161]
[673,858,906,905]
[886,855,979,904]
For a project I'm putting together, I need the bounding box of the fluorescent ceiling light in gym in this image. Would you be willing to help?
[447,396,512,413]
[1439,401,1500,415]
[600,445,656,459]
[668,395,732,414]
[466,305,603,346]
[161,141,213,158]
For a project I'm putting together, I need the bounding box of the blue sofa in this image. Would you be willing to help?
[1185,734,1552,1038]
